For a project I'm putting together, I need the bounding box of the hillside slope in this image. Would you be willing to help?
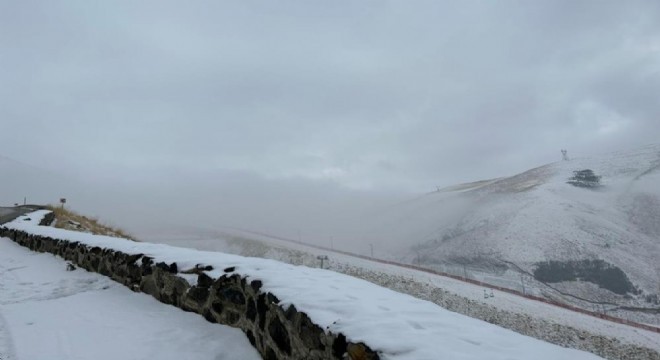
[381,144,660,307]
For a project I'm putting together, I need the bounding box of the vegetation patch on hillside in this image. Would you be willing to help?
[533,259,636,295]
[46,205,136,241]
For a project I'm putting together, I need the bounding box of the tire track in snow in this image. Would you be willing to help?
[0,311,17,360]
[0,248,18,360]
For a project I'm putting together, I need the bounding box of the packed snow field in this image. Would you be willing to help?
[2,211,604,360]
[0,237,260,360]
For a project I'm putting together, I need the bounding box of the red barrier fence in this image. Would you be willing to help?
[236,229,660,335]
[339,250,660,334]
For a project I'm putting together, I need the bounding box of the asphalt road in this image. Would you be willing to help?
[0,207,36,225]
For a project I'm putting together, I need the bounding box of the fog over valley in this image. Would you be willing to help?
[2,0,660,269]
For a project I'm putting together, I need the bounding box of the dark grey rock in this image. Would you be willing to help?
[0,226,383,360]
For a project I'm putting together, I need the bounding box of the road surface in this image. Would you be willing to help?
[0,206,40,225]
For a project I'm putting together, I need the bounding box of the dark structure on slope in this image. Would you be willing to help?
[567,169,602,188]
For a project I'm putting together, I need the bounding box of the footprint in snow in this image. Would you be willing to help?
[460,338,481,346]
[408,321,424,330]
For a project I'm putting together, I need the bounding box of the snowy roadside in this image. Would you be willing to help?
[147,231,660,359]
[3,210,604,360]
[332,260,660,360]
[0,237,261,360]
[328,253,660,351]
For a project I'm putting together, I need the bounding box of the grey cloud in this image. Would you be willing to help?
[2,0,660,194]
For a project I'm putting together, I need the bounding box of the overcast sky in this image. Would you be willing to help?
[2,0,659,192]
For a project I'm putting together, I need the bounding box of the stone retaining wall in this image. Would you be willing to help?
[0,227,378,360]
[38,211,55,226]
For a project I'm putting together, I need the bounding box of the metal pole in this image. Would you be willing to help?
[521,274,526,294]
[317,255,328,269]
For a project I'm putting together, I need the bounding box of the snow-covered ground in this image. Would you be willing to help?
[383,144,660,311]
[329,253,660,352]
[144,228,660,356]
[0,236,261,360]
[3,211,605,360]
[143,145,660,327]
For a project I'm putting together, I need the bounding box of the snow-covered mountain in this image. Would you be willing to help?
[379,144,660,306]
[3,143,659,309]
